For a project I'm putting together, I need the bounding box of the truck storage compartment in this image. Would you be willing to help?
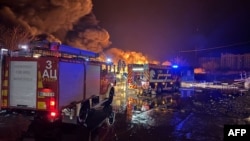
[58,61,85,110]
[9,61,37,108]
[85,63,101,99]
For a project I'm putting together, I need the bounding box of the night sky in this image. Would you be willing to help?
[0,0,250,65]
[92,0,250,62]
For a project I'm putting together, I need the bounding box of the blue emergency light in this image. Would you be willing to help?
[172,65,179,68]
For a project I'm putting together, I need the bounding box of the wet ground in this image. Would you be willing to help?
[0,81,250,141]
[109,87,250,141]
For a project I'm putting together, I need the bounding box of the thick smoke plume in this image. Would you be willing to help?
[0,0,107,50]
[0,0,160,65]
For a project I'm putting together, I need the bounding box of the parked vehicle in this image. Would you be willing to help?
[0,42,116,129]
[127,64,181,94]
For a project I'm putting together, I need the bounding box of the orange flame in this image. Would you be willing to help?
[99,48,160,65]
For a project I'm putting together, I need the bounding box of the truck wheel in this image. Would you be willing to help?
[107,87,115,105]
[103,105,115,126]
[78,100,90,126]
[106,111,115,126]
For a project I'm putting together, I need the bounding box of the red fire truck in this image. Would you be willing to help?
[127,64,180,94]
[0,42,116,128]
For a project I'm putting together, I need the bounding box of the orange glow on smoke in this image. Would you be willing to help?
[99,48,160,66]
